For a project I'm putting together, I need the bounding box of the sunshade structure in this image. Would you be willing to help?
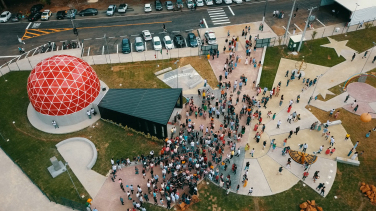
[335,0,376,26]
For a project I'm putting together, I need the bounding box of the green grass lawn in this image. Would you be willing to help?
[0,56,217,205]
[260,38,346,89]
[331,27,376,53]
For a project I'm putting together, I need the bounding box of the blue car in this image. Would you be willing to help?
[187,33,198,47]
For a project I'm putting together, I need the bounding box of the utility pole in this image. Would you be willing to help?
[262,0,268,23]
[297,7,316,53]
[70,18,80,48]
[284,0,296,38]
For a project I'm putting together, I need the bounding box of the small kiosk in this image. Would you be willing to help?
[288,35,306,51]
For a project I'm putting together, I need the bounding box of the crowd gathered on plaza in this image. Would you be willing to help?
[103,28,373,210]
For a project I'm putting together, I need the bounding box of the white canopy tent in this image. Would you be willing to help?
[335,0,376,26]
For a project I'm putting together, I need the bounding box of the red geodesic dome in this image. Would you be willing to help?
[27,55,100,116]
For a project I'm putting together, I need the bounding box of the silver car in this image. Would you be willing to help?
[165,1,174,10]
[135,37,145,52]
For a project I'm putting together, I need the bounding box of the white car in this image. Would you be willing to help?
[195,0,204,6]
[144,4,152,12]
[186,0,194,8]
[205,0,214,5]
[233,0,242,3]
[142,30,152,41]
[41,10,52,20]
[107,5,116,16]
[118,4,128,13]
[0,11,11,23]
[153,36,162,51]
[215,0,222,4]
[224,0,232,4]
[163,36,174,49]
[204,31,217,45]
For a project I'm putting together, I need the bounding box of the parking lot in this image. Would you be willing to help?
[80,28,208,57]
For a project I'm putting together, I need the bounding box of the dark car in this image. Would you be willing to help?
[78,8,98,16]
[122,38,131,54]
[173,34,185,48]
[30,4,44,13]
[28,12,41,22]
[187,33,197,47]
[56,10,67,20]
[155,0,163,11]
[11,13,21,22]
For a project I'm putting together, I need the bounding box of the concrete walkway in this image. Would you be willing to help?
[0,148,72,211]
[57,138,106,199]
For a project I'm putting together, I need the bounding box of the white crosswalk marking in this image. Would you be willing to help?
[207,8,231,26]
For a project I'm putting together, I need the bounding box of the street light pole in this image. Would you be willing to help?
[262,0,268,23]
[297,7,316,53]
[65,163,81,199]
[284,0,296,38]
[70,18,80,47]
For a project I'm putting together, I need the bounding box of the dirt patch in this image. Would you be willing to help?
[271,25,285,36]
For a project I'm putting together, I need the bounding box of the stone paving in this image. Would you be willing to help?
[2,21,376,210]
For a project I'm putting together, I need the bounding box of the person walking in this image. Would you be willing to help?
[302,143,308,153]
[295,126,300,135]
[353,104,359,112]
[277,166,283,175]
[351,53,356,61]
[250,148,255,157]
[277,120,281,129]
[120,197,124,205]
[248,187,253,195]
[344,94,350,103]
[372,55,376,63]
[320,187,325,196]
[302,171,309,181]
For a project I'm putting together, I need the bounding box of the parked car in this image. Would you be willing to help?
[79,8,98,16]
[107,5,117,16]
[187,33,198,47]
[144,4,152,13]
[11,13,21,22]
[135,37,145,52]
[30,4,44,13]
[155,0,163,11]
[173,34,185,48]
[204,31,217,45]
[176,0,184,8]
[195,0,204,7]
[186,0,194,8]
[66,9,77,19]
[0,11,11,23]
[233,0,242,3]
[142,30,152,41]
[28,12,41,22]
[122,38,131,54]
[56,10,67,20]
[118,4,128,13]
[163,35,174,49]
[165,1,174,10]
[153,36,162,51]
[41,10,52,20]
[205,0,214,6]
[215,0,223,4]
[224,0,232,4]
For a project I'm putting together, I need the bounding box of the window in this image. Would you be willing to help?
[161,126,165,137]
[144,121,149,132]
[154,125,157,135]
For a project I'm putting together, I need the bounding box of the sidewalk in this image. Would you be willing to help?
[0,148,72,211]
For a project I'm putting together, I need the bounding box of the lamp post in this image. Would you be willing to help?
[262,0,268,23]
[174,60,180,88]
[350,3,359,27]
[284,0,297,38]
[360,42,376,73]
[65,162,81,199]
[297,7,316,52]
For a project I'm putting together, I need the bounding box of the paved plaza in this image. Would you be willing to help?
[1,20,376,211]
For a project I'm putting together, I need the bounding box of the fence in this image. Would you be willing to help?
[201,44,218,55]
[0,145,88,211]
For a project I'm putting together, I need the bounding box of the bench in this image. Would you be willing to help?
[326,120,342,126]
[154,67,172,76]
[336,157,360,166]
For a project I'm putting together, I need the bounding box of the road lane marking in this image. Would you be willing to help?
[26,22,32,30]
[213,22,230,25]
[212,19,230,23]
[203,18,208,28]
[84,38,92,40]
[96,37,104,39]
[209,14,227,17]
[228,6,235,16]
[211,17,229,20]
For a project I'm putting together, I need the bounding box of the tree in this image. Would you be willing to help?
[0,0,7,9]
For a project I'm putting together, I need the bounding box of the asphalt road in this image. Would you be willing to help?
[0,0,321,58]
